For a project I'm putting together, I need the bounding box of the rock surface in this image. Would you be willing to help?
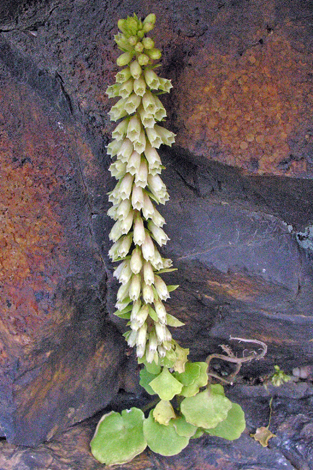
[0,2,313,470]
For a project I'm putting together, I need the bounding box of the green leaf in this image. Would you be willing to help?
[172,342,189,373]
[148,306,158,322]
[167,285,179,292]
[157,268,178,274]
[90,408,147,465]
[159,349,177,369]
[139,368,158,395]
[141,360,161,375]
[210,383,225,396]
[143,411,190,456]
[113,310,131,319]
[191,428,205,439]
[205,402,246,440]
[181,389,232,429]
[175,362,208,397]
[166,313,185,327]
[153,400,176,425]
[150,367,183,400]
[172,415,198,438]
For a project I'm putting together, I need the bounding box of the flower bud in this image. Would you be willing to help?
[126,151,141,175]
[128,35,138,46]
[109,220,123,242]
[131,185,145,211]
[144,69,160,90]
[117,279,131,301]
[154,275,170,301]
[155,322,166,343]
[142,282,154,303]
[150,248,164,270]
[116,67,131,83]
[117,51,133,66]
[143,13,156,25]
[130,246,143,274]
[132,304,149,327]
[139,106,155,128]
[127,329,137,347]
[136,323,147,348]
[138,53,150,66]
[142,192,155,219]
[129,273,141,301]
[118,234,133,258]
[133,213,146,245]
[120,209,134,234]
[143,261,155,285]
[137,29,145,39]
[119,78,134,99]
[133,77,146,97]
[134,42,144,53]
[146,48,161,60]
[130,60,142,79]
[119,261,133,285]
[142,233,155,261]
[142,37,155,50]
[125,93,141,114]
[143,22,154,33]
[130,300,142,320]
[151,207,166,227]
[113,260,127,280]
[148,220,169,246]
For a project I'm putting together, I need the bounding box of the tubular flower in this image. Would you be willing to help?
[106,13,181,363]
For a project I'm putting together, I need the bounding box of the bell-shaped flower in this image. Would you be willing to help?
[131,304,149,330]
[146,127,162,148]
[142,192,155,219]
[107,204,118,220]
[127,329,137,347]
[135,158,148,188]
[158,77,173,93]
[133,213,146,245]
[116,138,134,163]
[134,77,146,96]
[119,78,134,99]
[148,330,158,353]
[142,90,157,115]
[116,67,131,83]
[129,273,141,301]
[130,60,142,79]
[108,98,128,121]
[154,125,176,146]
[118,173,134,200]
[131,185,145,211]
[126,115,141,142]
[138,106,155,128]
[106,83,121,98]
[144,69,160,89]
[134,129,146,154]
[106,139,122,158]
[116,198,131,220]
[148,220,169,246]
[153,96,167,121]
[136,323,147,349]
[151,207,166,227]
[150,248,164,270]
[154,275,170,301]
[109,220,123,242]
[154,300,167,324]
[120,209,134,235]
[130,300,141,320]
[118,260,133,285]
[147,174,169,204]
[155,322,166,344]
[144,144,162,174]
[143,260,154,285]
[117,278,131,302]
[142,282,154,303]
[157,345,166,357]
[162,257,173,268]
[145,347,156,364]
[109,160,126,179]
[115,233,132,259]
[124,93,141,115]
[112,119,129,141]
[141,232,155,261]
[126,150,141,175]
[130,246,143,274]
[113,259,127,280]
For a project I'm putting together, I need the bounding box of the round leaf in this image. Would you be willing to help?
[150,367,183,400]
[176,362,208,397]
[91,408,147,465]
[172,415,198,438]
[143,411,190,456]
[205,402,246,440]
[181,389,232,429]
[139,368,158,395]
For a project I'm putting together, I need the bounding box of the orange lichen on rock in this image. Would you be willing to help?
[176,31,313,177]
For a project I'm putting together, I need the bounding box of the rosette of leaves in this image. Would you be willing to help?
[106,12,182,365]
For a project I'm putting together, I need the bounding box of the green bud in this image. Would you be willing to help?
[135,42,144,53]
[117,52,133,67]
[146,48,162,60]
[143,13,156,25]
[128,35,138,46]
[137,53,150,66]
[142,37,155,50]
[130,60,142,79]
[143,22,155,33]
[137,29,145,38]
